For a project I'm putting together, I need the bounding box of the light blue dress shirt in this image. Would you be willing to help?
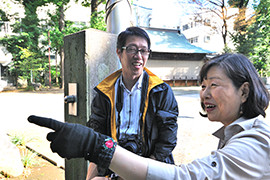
[115,73,143,139]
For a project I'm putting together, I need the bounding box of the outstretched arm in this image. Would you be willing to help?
[110,146,148,180]
[28,115,148,179]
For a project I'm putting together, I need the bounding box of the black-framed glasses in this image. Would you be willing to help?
[122,45,151,56]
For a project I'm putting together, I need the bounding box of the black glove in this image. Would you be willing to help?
[27,115,117,172]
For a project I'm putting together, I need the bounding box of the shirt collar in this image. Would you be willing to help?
[213,116,259,141]
[119,72,144,90]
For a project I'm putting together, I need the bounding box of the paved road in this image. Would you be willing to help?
[172,87,222,164]
[0,90,65,168]
[1,86,269,167]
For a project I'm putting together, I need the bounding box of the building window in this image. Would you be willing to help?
[204,19,211,26]
[188,36,198,44]
[194,36,198,43]
[182,24,189,31]
[204,36,210,42]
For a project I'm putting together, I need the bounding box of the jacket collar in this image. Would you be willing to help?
[213,116,260,143]
[96,67,163,97]
[95,67,164,140]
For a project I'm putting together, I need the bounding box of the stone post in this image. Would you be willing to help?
[64,28,119,180]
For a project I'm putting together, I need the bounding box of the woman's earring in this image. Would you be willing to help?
[239,105,243,116]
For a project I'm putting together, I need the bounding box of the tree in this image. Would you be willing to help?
[42,0,91,87]
[245,0,270,77]
[0,0,49,87]
[0,33,27,87]
[230,0,270,77]
[190,0,238,52]
[0,9,9,27]
[14,0,48,53]
[1,0,57,87]
[228,0,251,32]
[17,46,46,86]
[76,0,107,31]
[44,0,107,87]
[44,0,70,88]
[0,33,46,87]
[228,0,256,56]
[1,0,106,89]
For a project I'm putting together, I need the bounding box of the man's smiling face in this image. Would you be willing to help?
[117,35,149,80]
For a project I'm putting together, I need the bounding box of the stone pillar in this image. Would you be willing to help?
[64,28,119,180]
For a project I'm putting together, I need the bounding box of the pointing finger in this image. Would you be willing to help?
[28,115,63,131]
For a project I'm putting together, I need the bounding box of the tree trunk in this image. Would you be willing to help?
[59,5,65,89]
[221,1,228,47]
[55,50,58,86]
[91,0,98,23]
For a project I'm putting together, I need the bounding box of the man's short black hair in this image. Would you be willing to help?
[117,26,151,51]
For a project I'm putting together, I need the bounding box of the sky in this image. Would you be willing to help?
[133,0,258,29]
[151,0,183,28]
[134,0,199,28]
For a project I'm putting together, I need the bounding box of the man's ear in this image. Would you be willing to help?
[116,48,120,55]
[240,82,250,103]
[116,49,122,62]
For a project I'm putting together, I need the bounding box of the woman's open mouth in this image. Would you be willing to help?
[205,103,216,112]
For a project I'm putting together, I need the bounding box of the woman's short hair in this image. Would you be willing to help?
[117,26,151,51]
[199,53,270,118]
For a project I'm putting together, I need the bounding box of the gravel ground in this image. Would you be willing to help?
[172,87,222,164]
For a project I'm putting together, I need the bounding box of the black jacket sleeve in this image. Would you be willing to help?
[152,83,178,162]
[87,92,110,136]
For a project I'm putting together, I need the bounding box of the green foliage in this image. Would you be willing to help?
[1,0,107,88]
[246,0,270,76]
[230,31,252,56]
[230,0,270,76]
[0,0,49,87]
[43,10,91,49]
[50,65,61,85]
[0,9,9,28]
[90,11,106,31]
[14,0,45,53]
[40,0,93,87]
[0,33,39,86]
[21,149,38,168]
[75,0,107,31]
[10,133,35,146]
[222,45,234,53]
[0,33,29,55]
[50,0,70,7]
[79,0,106,8]
[17,46,46,85]
[9,133,39,168]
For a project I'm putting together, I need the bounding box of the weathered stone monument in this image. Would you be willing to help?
[64,28,119,179]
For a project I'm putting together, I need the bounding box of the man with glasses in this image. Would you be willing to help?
[86,26,178,180]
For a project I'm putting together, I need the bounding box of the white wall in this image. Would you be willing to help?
[147,59,204,80]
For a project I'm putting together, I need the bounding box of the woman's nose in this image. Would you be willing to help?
[201,87,211,99]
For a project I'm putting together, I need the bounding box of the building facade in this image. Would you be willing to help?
[144,27,212,86]
[180,9,237,54]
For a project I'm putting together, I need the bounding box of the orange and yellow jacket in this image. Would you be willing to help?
[87,67,178,165]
